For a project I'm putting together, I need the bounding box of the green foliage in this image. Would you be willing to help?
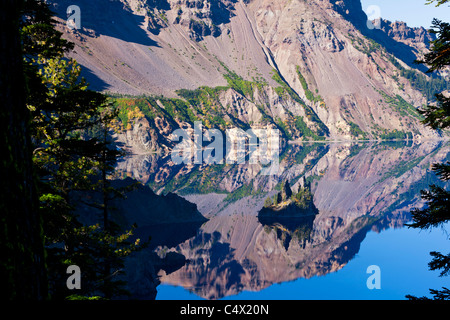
[419,93,450,130]
[112,64,329,141]
[271,69,305,105]
[66,295,105,300]
[176,86,227,127]
[271,69,329,139]
[20,0,73,60]
[223,73,255,99]
[429,251,450,277]
[273,193,280,206]
[388,56,449,102]
[406,4,450,301]
[379,154,426,183]
[347,33,381,57]
[417,18,450,73]
[415,19,450,131]
[409,184,450,229]
[294,116,316,139]
[426,0,450,6]
[406,287,450,300]
[378,89,422,120]
[296,66,325,104]
[216,59,266,100]
[348,121,367,139]
[291,187,313,210]
[22,0,141,300]
[293,144,327,168]
[378,129,412,140]
[276,118,292,140]
[173,163,228,196]
[264,197,273,208]
[113,64,330,142]
[223,181,265,203]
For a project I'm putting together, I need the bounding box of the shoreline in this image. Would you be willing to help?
[288,137,450,144]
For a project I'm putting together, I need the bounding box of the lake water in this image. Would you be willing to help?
[156,223,449,300]
[118,140,450,300]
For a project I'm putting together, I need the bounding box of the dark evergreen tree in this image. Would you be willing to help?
[0,0,47,300]
[19,0,141,299]
[407,0,450,301]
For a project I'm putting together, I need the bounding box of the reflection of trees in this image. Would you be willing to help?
[258,216,316,249]
[116,142,331,196]
[258,179,319,249]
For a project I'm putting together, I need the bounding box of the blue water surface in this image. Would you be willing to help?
[156,223,449,300]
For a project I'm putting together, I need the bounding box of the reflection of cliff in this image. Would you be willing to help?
[96,178,208,299]
[111,141,449,299]
[116,141,449,221]
[159,211,379,299]
[258,216,316,250]
[115,142,330,195]
[111,177,207,227]
[154,141,449,299]
[310,141,449,223]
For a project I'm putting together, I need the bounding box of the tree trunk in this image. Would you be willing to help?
[0,0,47,300]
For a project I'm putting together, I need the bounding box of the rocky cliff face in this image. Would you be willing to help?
[378,19,435,52]
[49,0,447,143]
[245,0,444,139]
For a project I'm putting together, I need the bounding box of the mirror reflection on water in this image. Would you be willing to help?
[116,140,450,300]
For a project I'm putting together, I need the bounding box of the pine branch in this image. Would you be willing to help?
[429,251,450,277]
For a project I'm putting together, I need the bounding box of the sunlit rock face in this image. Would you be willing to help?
[51,0,445,142]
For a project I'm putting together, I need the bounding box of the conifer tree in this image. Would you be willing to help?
[0,0,47,300]
[407,0,450,300]
[21,0,140,299]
